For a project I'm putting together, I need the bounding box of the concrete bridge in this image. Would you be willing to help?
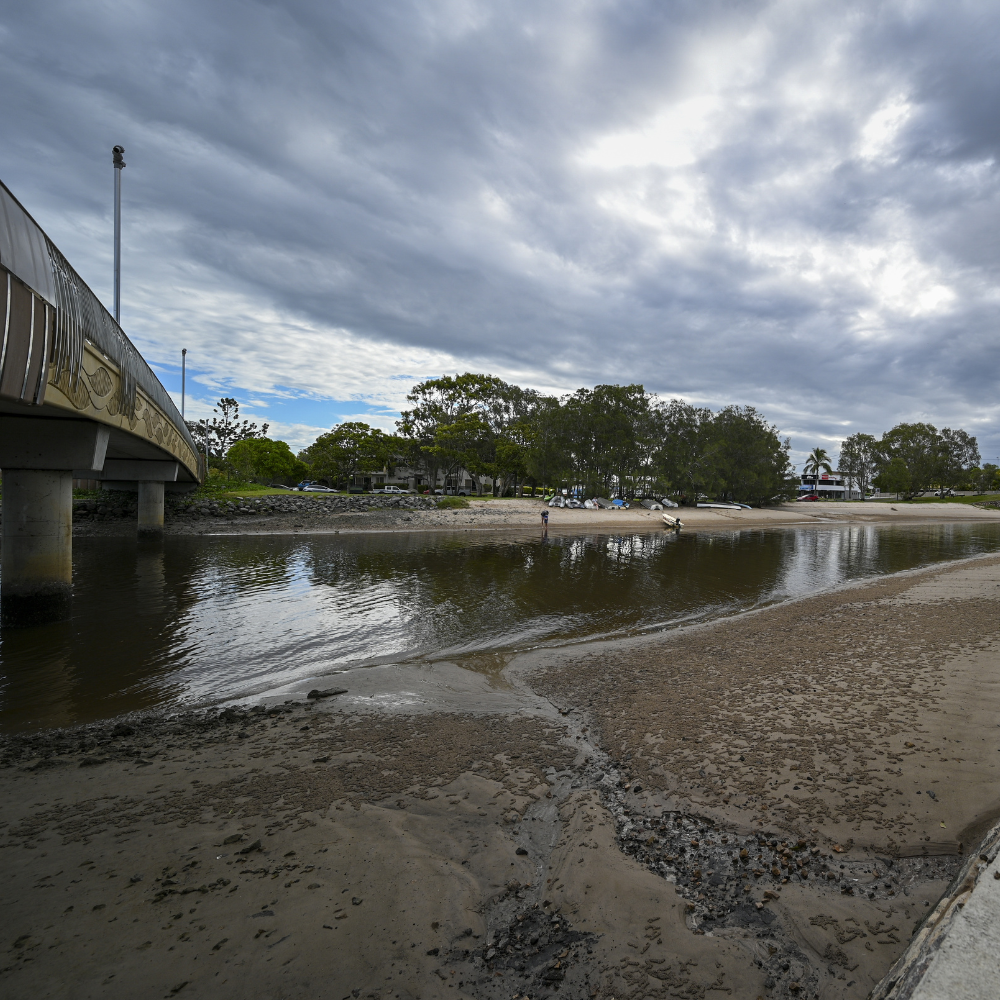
[0,179,201,627]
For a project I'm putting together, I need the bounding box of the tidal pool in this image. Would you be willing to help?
[2,521,1000,731]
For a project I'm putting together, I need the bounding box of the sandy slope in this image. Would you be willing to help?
[2,555,1000,999]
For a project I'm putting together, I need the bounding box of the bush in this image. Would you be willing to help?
[436,496,470,509]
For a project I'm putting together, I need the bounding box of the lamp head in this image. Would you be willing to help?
[112,145,126,169]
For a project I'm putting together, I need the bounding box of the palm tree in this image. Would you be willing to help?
[803,447,833,496]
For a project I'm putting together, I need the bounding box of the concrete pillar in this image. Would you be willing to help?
[1,469,73,627]
[137,481,164,535]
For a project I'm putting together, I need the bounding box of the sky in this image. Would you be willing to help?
[1,0,999,469]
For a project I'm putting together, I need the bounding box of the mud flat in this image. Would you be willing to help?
[2,555,1000,999]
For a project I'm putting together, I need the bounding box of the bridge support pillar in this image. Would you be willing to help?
[137,481,165,535]
[0,417,109,628]
[0,470,73,628]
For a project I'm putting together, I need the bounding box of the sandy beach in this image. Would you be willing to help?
[2,546,1000,999]
[67,495,1000,537]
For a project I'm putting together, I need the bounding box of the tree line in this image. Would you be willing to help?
[295,374,796,505]
[191,379,994,504]
[827,425,995,500]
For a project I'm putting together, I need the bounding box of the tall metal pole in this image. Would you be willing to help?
[181,348,187,419]
[112,145,126,324]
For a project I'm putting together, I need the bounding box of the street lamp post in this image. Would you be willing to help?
[181,348,187,419]
[112,145,126,324]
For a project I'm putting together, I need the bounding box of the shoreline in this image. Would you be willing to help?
[69,497,1000,537]
[2,554,1000,998]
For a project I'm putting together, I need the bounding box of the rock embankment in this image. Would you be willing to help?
[70,491,439,526]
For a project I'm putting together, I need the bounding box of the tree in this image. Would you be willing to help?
[398,373,537,494]
[803,447,833,494]
[969,463,1000,493]
[227,438,305,483]
[875,456,912,499]
[654,399,716,501]
[186,397,269,460]
[522,396,567,492]
[938,428,980,493]
[709,406,796,505]
[300,422,396,488]
[877,423,942,499]
[838,433,879,500]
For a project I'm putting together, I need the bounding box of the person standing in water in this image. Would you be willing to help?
[541,509,549,528]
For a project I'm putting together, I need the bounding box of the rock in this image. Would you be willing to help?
[79,757,108,768]
[307,882,321,889]
[515,847,528,856]
[312,755,331,764]
[238,839,262,854]
[351,896,363,905]
[222,834,244,845]
[306,688,348,700]
[130,874,143,883]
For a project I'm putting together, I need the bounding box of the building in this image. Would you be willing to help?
[796,470,863,500]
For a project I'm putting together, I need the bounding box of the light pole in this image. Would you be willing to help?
[112,145,126,324]
[181,348,187,419]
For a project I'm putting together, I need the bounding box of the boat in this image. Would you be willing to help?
[662,513,683,529]
[696,502,744,510]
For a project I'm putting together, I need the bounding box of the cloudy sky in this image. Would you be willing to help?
[2,0,999,467]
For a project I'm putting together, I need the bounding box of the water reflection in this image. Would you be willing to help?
[1,522,999,732]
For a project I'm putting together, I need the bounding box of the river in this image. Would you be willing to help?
[2,521,1000,731]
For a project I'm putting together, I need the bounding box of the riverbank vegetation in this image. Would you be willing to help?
[836,424,994,500]
[184,377,995,506]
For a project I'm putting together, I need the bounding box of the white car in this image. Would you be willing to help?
[372,485,412,494]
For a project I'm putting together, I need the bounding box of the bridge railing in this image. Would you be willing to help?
[0,179,197,456]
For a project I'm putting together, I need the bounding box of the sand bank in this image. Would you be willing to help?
[72,497,1000,537]
[2,554,1000,999]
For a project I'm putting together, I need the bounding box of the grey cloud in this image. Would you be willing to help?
[1,0,998,466]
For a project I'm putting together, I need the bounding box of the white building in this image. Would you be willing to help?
[797,470,864,500]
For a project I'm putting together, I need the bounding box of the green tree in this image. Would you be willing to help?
[937,427,980,493]
[653,399,716,501]
[300,422,396,488]
[875,456,912,498]
[709,406,796,505]
[226,438,305,483]
[877,423,942,499]
[969,463,1000,493]
[186,397,269,459]
[802,446,833,494]
[838,433,879,500]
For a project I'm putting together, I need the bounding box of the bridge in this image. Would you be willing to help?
[0,179,201,627]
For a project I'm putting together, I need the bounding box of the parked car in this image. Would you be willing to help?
[372,485,413,494]
[295,481,336,493]
[795,494,820,502]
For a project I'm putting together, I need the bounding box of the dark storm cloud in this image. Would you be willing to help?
[1,0,998,461]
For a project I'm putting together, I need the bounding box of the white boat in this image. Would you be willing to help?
[696,502,743,510]
[662,513,683,529]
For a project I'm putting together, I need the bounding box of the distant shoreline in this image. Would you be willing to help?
[70,497,1000,537]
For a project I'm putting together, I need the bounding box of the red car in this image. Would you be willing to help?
[795,494,820,502]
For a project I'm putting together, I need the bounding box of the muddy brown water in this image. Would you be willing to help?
[2,522,1000,732]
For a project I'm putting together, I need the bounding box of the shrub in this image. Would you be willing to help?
[436,496,470,509]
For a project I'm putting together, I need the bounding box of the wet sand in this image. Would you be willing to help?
[2,554,1000,999]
